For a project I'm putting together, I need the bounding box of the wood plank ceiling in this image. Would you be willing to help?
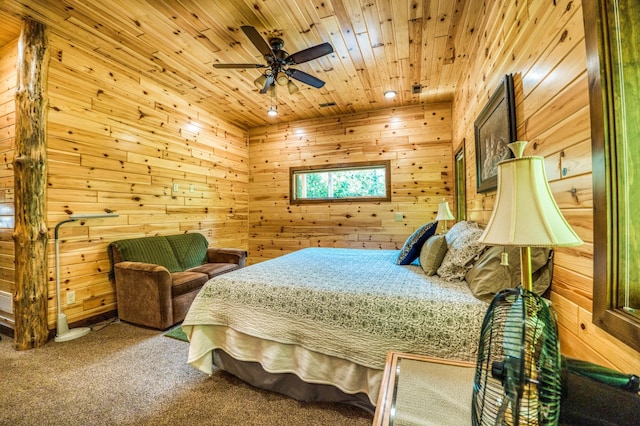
[0,0,472,129]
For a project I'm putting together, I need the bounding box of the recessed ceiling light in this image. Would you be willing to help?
[384,90,397,99]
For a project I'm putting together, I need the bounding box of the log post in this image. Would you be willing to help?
[13,19,49,350]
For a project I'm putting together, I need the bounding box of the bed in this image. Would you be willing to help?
[182,221,553,411]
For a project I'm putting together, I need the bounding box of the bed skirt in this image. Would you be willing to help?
[213,349,375,413]
[184,324,383,409]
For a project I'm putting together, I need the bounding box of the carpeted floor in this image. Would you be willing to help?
[0,320,372,425]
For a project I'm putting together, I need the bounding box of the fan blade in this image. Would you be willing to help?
[286,69,325,88]
[285,42,333,65]
[241,26,273,57]
[259,74,275,94]
[213,63,266,69]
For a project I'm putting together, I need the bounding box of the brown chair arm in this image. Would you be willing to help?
[113,262,174,329]
[206,248,248,268]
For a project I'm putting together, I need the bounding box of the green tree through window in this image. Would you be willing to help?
[291,161,390,203]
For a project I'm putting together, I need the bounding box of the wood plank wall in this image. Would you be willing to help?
[247,104,453,263]
[0,40,17,328]
[451,0,640,373]
[0,33,250,329]
[45,33,250,328]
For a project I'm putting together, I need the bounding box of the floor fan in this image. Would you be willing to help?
[471,287,562,425]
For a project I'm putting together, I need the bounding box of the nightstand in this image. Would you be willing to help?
[373,351,476,426]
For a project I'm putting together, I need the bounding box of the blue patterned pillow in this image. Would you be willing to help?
[396,221,438,265]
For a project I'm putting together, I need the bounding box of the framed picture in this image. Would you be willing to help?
[454,145,466,221]
[474,74,517,193]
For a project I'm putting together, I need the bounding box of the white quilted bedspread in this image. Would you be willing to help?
[183,248,488,370]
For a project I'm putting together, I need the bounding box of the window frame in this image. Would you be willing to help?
[585,0,640,352]
[454,146,466,221]
[289,160,391,204]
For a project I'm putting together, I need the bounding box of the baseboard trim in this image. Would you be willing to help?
[0,323,14,338]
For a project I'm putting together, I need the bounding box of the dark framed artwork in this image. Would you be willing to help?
[474,74,517,193]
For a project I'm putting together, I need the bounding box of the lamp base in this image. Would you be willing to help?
[55,327,90,342]
[55,313,90,342]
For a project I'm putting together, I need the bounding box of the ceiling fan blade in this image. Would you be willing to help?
[213,63,266,69]
[241,25,273,57]
[259,74,275,94]
[285,42,333,65]
[286,69,326,88]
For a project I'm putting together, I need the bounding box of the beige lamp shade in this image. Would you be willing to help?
[287,80,299,94]
[478,148,583,248]
[254,74,267,89]
[435,199,455,221]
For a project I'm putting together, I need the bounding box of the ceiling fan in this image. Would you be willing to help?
[213,26,334,94]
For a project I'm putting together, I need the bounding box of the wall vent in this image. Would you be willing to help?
[0,291,12,313]
[412,84,422,94]
[319,102,336,108]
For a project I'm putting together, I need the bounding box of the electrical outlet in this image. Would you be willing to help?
[189,184,195,193]
[394,213,404,222]
[173,183,179,192]
[66,291,76,305]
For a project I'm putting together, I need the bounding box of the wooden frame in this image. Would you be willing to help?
[454,144,466,221]
[584,0,640,352]
[473,74,517,193]
[373,351,475,425]
[289,160,391,204]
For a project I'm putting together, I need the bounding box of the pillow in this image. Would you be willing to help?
[419,234,448,275]
[165,233,209,270]
[396,221,438,265]
[465,246,552,301]
[110,236,182,273]
[436,221,485,280]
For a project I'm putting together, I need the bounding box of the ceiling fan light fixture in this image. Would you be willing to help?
[287,80,299,94]
[267,84,276,96]
[254,74,267,89]
[215,26,333,96]
[384,90,397,99]
[276,72,289,86]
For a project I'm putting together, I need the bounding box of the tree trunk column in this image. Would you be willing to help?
[13,19,49,350]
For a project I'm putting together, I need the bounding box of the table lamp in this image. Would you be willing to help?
[477,141,582,291]
[435,198,455,233]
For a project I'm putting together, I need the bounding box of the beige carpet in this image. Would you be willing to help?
[0,320,372,425]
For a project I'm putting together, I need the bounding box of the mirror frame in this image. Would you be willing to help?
[584,0,640,352]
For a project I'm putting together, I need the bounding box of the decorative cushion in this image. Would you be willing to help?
[396,221,438,265]
[436,221,485,280]
[165,233,209,270]
[466,246,552,301]
[110,236,182,273]
[419,234,448,275]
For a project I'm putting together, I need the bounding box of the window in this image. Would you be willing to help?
[290,161,391,204]
[586,0,640,352]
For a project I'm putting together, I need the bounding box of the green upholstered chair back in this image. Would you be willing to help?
[110,236,182,273]
[165,233,208,270]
